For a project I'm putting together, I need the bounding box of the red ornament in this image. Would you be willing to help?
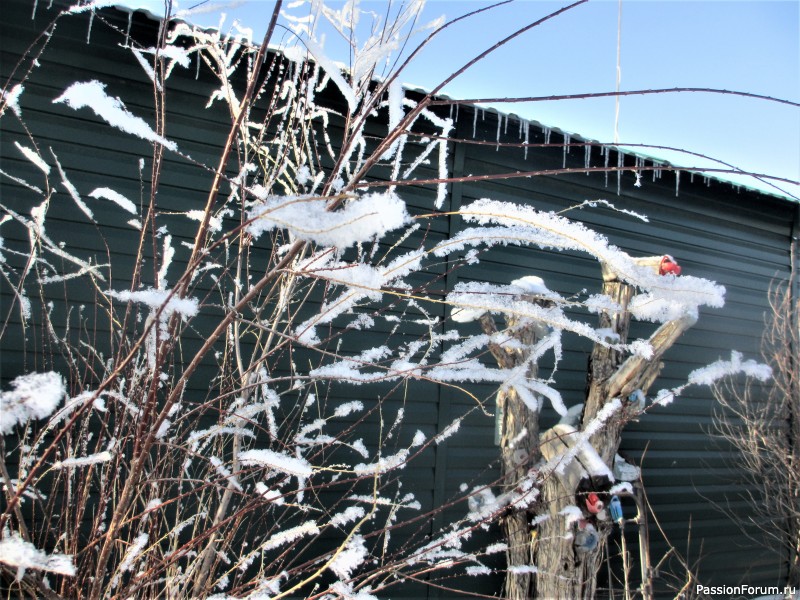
[659,255,682,276]
[586,492,604,514]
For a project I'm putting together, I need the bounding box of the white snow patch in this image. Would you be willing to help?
[609,482,634,495]
[0,372,65,434]
[262,521,319,551]
[239,449,313,478]
[330,506,365,527]
[88,187,137,214]
[54,451,112,469]
[107,288,198,318]
[328,534,367,580]
[247,191,409,249]
[0,533,75,580]
[54,81,177,151]
[2,84,23,117]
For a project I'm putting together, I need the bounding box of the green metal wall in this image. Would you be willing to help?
[1,0,795,596]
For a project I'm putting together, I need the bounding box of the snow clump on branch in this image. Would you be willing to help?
[54,80,177,151]
[247,191,409,249]
[0,532,76,581]
[438,199,725,322]
[0,372,65,434]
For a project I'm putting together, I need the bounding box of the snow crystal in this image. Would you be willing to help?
[88,187,137,214]
[53,81,177,151]
[466,565,492,576]
[0,532,75,581]
[247,191,409,249]
[0,372,65,434]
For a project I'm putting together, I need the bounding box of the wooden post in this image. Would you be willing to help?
[478,266,696,599]
[535,275,695,599]
[478,312,541,600]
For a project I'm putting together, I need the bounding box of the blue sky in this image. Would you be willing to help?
[117,0,800,198]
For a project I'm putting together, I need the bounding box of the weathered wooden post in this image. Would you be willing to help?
[479,257,695,599]
[478,308,543,600]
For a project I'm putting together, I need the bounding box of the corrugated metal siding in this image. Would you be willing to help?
[1,1,795,597]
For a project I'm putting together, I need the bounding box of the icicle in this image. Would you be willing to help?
[705,176,710,187]
[496,116,501,151]
[503,114,508,135]
[674,170,681,197]
[124,12,132,48]
[690,172,695,184]
[449,104,454,120]
[86,10,95,44]
[603,146,610,188]
[31,0,38,19]
[616,151,623,196]
[195,51,201,80]
[523,120,529,160]
[562,133,571,169]
[454,104,459,122]
[472,109,478,138]
[544,126,551,145]
[584,144,591,175]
